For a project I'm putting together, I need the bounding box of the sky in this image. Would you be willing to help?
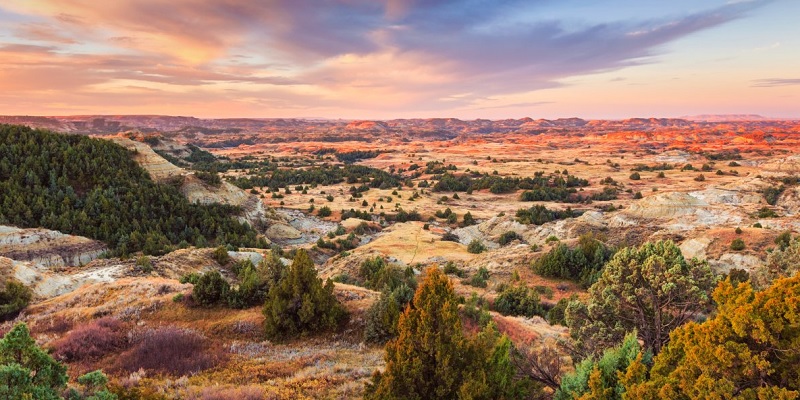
[0,0,797,119]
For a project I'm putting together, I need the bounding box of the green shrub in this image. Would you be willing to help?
[463,292,492,328]
[466,267,490,288]
[192,271,230,307]
[498,231,522,246]
[212,246,231,265]
[730,238,746,251]
[443,261,465,278]
[467,239,487,254]
[364,284,415,343]
[757,207,778,218]
[531,233,614,288]
[629,172,641,180]
[135,256,153,273]
[0,279,32,321]
[263,250,348,340]
[493,285,544,318]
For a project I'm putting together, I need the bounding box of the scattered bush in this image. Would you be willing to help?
[516,205,579,225]
[757,206,778,218]
[0,278,32,321]
[192,270,230,307]
[441,232,460,242]
[629,172,641,180]
[364,284,415,343]
[467,239,487,254]
[531,233,615,288]
[730,238,746,251]
[495,231,522,247]
[212,246,231,266]
[493,285,544,318]
[466,267,490,288]
[135,256,153,273]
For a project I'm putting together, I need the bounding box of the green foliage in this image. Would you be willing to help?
[462,212,476,227]
[498,231,522,246]
[364,267,531,399]
[493,284,544,318]
[192,270,230,307]
[775,230,793,251]
[317,206,332,217]
[0,125,260,255]
[730,238,745,251]
[624,276,800,398]
[0,279,32,321]
[467,239,487,254]
[463,292,492,328]
[555,333,650,400]
[358,257,417,292]
[516,205,580,225]
[757,206,778,218]
[566,240,716,357]
[263,249,347,340]
[467,267,490,288]
[531,233,615,288]
[753,234,800,288]
[443,261,465,278]
[135,256,153,273]
[212,246,231,265]
[232,164,402,191]
[364,284,415,343]
[0,323,68,400]
[629,172,640,180]
[67,370,117,400]
[762,185,785,205]
[547,295,577,326]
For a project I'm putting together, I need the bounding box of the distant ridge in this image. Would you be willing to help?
[681,114,772,122]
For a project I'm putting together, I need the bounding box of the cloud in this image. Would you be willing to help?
[0,0,771,116]
[752,78,800,87]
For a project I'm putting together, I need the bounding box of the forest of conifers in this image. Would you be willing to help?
[0,125,260,256]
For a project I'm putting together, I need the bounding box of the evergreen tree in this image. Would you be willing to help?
[0,323,68,400]
[566,240,716,356]
[365,266,530,399]
[623,275,800,399]
[263,249,347,340]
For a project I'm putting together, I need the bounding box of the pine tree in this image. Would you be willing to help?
[365,266,530,399]
[263,249,347,340]
[0,323,68,399]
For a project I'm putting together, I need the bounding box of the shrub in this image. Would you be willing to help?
[463,292,492,328]
[364,284,415,343]
[443,261,465,278]
[117,327,225,376]
[757,207,778,218]
[532,233,615,288]
[633,191,643,199]
[629,172,641,180]
[135,256,153,273]
[441,232,460,242]
[498,231,522,246]
[0,278,32,321]
[694,174,705,182]
[493,285,544,318]
[466,267,490,288]
[462,212,476,227]
[51,317,128,362]
[263,249,348,340]
[467,239,487,254]
[192,270,230,307]
[358,257,416,292]
[730,238,746,251]
[212,246,231,265]
[735,227,743,234]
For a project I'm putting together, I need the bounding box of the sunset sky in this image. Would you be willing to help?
[0,0,797,119]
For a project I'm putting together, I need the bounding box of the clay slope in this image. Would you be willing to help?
[0,225,107,267]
